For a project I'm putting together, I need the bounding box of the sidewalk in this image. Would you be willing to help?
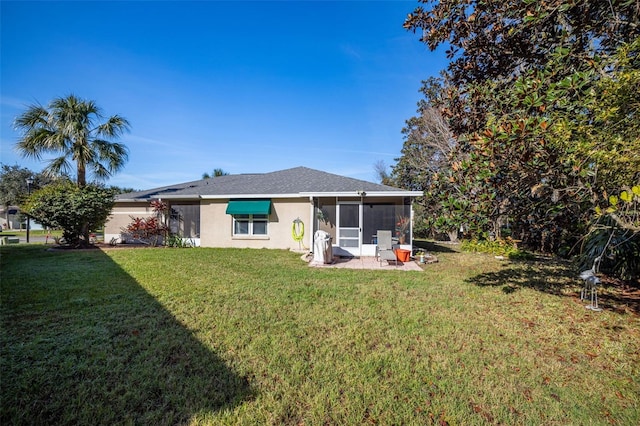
[1,235,50,244]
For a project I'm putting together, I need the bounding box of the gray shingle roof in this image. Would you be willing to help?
[116,166,413,201]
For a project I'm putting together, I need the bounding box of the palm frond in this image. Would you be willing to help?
[95,115,131,138]
[51,95,99,137]
[90,162,111,180]
[44,132,69,151]
[92,139,129,172]
[13,104,49,131]
[46,156,72,178]
[15,128,55,160]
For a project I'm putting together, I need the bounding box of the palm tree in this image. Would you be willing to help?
[202,168,229,179]
[14,94,130,187]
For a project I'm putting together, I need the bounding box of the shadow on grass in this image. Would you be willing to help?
[1,246,253,425]
[466,257,640,315]
[413,240,459,253]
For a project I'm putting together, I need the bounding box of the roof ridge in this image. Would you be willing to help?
[116,166,412,200]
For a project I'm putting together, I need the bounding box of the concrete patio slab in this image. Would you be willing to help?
[308,255,423,271]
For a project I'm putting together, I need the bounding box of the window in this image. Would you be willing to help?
[169,203,200,238]
[233,214,268,236]
[226,199,271,237]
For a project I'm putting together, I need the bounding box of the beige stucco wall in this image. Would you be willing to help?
[106,195,410,251]
[200,197,312,250]
[104,202,156,242]
[105,198,313,249]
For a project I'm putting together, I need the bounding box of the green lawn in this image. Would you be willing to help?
[1,229,63,237]
[1,244,638,425]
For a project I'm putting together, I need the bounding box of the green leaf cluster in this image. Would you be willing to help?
[581,185,640,279]
[399,1,640,277]
[21,182,117,247]
[0,165,56,209]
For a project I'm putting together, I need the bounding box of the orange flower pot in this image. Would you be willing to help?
[395,249,411,262]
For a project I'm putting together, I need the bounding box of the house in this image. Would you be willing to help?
[1,206,43,231]
[104,166,423,256]
[1,206,22,230]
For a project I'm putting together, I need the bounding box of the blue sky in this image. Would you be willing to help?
[1,0,446,190]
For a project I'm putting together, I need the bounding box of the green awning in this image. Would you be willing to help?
[225,200,272,215]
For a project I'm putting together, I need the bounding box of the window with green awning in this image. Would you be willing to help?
[225,200,272,215]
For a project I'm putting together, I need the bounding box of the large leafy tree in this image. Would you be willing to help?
[404,0,640,136]
[0,165,56,229]
[14,94,130,188]
[399,0,640,260]
[453,40,640,252]
[392,88,460,239]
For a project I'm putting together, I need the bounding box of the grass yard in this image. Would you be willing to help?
[1,244,638,425]
[1,229,62,237]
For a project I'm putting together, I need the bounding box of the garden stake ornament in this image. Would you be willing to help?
[580,256,602,312]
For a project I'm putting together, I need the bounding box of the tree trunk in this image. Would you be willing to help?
[79,221,91,247]
[77,159,86,188]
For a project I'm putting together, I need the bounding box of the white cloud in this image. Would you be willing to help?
[340,43,363,60]
[125,134,175,148]
[0,95,34,110]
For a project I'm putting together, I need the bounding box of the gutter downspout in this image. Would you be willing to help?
[358,191,365,258]
[309,196,315,253]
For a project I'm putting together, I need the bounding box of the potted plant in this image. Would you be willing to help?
[395,215,410,244]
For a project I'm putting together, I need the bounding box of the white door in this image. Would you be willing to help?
[337,203,361,256]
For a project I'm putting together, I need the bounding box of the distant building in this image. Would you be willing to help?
[1,206,22,230]
[0,206,43,231]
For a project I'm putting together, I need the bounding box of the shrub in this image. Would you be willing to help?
[461,237,533,259]
[123,200,168,246]
[578,186,640,280]
[22,182,116,247]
